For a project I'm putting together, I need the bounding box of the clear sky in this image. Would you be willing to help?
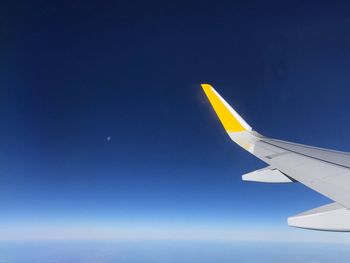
[1,0,350,242]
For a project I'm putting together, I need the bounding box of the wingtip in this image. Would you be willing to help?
[200,83,213,90]
[201,84,215,97]
[201,83,252,132]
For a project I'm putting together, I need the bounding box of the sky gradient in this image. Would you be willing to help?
[1,1,350,243]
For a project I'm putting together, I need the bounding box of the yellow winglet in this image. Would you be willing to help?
[201,84,252,132]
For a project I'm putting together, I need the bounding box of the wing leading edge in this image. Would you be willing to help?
[201,83,350,231]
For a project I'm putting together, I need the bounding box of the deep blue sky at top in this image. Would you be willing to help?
[1,0,350,230]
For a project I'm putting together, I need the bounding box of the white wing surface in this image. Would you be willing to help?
[201,84,350,231]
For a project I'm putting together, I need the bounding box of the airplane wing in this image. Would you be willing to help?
[201,83,350,231]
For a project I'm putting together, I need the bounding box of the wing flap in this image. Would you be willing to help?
[288,203,350,231]
[242,166,293,183]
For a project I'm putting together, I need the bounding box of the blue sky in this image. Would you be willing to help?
[1,1,350,242]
